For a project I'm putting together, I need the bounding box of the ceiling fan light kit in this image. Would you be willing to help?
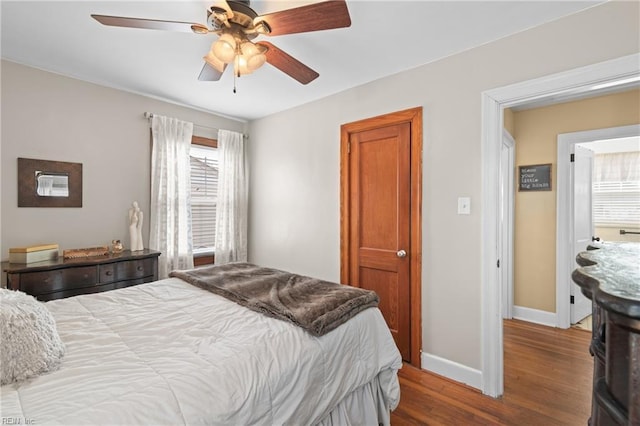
[208,28,267,77]
[91,0,351,92]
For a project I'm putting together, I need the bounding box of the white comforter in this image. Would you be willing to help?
[1,278,402,425]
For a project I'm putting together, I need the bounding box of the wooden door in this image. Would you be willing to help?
[340,107,422,365]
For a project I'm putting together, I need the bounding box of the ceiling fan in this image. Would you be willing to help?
[91,1,351,90]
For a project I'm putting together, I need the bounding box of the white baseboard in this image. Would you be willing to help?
[512,305,556,327]
[420,352,482,391]
[419,307,555,392]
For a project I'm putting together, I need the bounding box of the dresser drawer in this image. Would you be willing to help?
[99,259,154,283]
[19,266,97,295]
[112,258,155,281]
[98,263,117,283]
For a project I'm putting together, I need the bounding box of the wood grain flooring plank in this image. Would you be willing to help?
[391,319,592,425]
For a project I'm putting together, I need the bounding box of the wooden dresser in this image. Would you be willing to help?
[572,242,639,426]
[3,249,160,301]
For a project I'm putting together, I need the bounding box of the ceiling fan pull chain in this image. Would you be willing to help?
[233,54,238,93]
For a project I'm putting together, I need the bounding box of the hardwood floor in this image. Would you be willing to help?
[391,319,593,425]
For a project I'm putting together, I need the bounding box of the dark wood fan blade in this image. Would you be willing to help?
[256,41,319,85]
[257,1,351,36]
[198,63,226,81]
[91,15,206,33]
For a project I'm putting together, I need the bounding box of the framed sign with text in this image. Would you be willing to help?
[519,163,551,191]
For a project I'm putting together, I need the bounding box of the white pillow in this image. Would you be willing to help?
[0,288,65,385]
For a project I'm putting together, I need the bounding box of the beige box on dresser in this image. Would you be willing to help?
[8,243,59,264]
[2,249,160,301]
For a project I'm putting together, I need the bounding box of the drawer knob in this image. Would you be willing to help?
[105,271,113,276]
[137,266,143,271]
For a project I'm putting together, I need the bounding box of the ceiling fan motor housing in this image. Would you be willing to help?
[208,0,269,37]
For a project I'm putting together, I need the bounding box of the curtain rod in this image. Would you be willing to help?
[143,112,220,132]
[143,112,248,139]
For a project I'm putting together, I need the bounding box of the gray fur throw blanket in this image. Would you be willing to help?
[170,263,379,336]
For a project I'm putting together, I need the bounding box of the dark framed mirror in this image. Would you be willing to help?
[18,158,82,207]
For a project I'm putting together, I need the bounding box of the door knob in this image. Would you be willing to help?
[592,236,601,242]
[397,250,407,258]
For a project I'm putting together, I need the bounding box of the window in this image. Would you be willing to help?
[190,139,218,256]
[592,151,640,226]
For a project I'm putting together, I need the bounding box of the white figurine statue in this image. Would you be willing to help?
[128,201,144,251]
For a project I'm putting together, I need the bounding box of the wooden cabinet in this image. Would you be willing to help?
[572,242,640,426]
[3,250,160,301]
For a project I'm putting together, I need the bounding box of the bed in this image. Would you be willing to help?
[0,263,402,425]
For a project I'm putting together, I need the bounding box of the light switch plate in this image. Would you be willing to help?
[458,197,471,215]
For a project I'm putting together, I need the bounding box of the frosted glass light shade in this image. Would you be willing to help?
[236,55,252,75]
[240,42,266,72]
[247,52,266,72]
[212,33,236,63]
[240,41,258,56]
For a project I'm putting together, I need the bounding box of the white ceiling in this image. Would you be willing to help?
[1,0,605,121]
[583,136,640,154]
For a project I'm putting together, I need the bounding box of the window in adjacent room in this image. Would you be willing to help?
[592,151,640,227]
[190,136,218,265]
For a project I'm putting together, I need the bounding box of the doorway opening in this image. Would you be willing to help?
[556,124,640,328]
[480,53,640,397]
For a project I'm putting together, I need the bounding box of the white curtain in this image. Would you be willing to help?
[149,115,195,278]
[593,151,640,182]
[215,129,248,264]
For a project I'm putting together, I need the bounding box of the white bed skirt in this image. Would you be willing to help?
[317,368,400,426]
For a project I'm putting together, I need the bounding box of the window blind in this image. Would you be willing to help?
[593,181,640,225]
[190,146,218,252]
[593,152,640,226]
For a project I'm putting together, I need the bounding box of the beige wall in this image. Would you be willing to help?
[596,226,640,243]
[512,89,640,312]
[248,1,639,372]
[0,60,246,262]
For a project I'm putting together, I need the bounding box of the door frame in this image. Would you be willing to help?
[481,53,639,398]
[556,124,640,329]
[340,106,423,367]
[500,130,515,320]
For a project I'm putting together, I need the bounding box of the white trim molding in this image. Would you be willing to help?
[501,130,516,320]
[421,352,483,391]
[512,306,556,328]
[481,92,504,398]
[481,53,640,398]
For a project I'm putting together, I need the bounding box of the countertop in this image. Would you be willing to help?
[572,241,640,319]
